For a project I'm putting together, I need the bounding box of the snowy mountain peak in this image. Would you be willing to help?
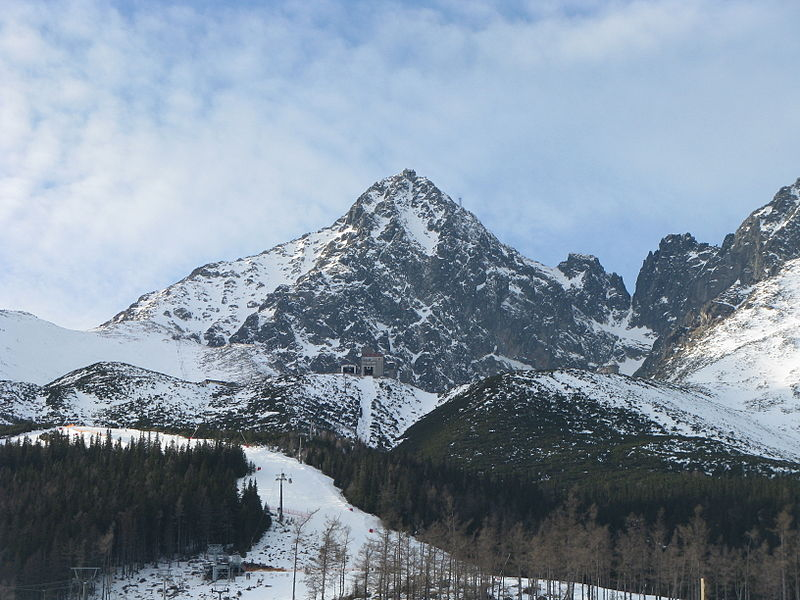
[745,177,800,244]
[342,169,468,256]
[78,171,658,391]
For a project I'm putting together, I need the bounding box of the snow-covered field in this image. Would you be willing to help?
[0,310,279,385]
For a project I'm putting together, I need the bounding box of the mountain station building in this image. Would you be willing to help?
[341,349,385,377]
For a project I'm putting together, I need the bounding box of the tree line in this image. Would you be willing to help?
[275,432,800,600]
[0,430,270,599]
[298,496,800,600]
[7,423,796,599]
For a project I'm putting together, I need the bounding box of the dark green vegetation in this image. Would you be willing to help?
[398,372,800,480]
[6,369,800,600]
[0,431,270,599]
[243,430,800,600]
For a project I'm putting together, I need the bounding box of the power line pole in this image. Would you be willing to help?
[276,472,291,523]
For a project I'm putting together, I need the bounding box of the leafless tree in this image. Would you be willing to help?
[306,516,344,600]
[292,509,318,600]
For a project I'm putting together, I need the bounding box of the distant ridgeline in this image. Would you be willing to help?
[0,431,270,598]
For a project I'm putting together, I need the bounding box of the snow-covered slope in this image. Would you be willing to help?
[399,369,800,476]
[0,310,280,385]
[653,258,800,441]
[9,426,385,600]
[108,227,355,346]
[627,177,800,443]
[0,362,438,449]
[521,370,800,461]
[7,355,797,468]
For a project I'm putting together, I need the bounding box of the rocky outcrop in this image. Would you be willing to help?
[632,233,719,336]
[634,178,800,377]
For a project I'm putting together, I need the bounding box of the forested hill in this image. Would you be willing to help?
[0,431,270,598]
[396,370,800,481]
[273,431,800,600]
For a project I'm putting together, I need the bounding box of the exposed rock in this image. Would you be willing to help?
[635,178,800,376]
[0,361,438,450]
[109,170,650,391]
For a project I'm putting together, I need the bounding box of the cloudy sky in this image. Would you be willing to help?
[2,0,799,329]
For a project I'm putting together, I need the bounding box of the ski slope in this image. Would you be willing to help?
[9,426,381,599]
[7,427,672,600]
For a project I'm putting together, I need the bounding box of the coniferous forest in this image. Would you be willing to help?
[282,432,800,600]
[0,431,270,599]
[5,427,800,599]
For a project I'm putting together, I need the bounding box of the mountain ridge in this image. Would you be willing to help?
[6,170,800,478]
[635,177,800,375]
[0,360,438,450]
[104,169,652,392]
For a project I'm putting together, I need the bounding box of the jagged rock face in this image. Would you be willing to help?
[647,257,800,391]
[632,233,719,335]
[557,253,631,322]
[634,178,800,375]
[732,179,800,283]
[110,170,650,392]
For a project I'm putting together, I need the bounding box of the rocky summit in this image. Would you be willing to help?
[107,169,652,392]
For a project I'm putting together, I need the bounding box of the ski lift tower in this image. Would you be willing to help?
[157,568,172,600]
[212,581,230,600]
[276,472,292,522]
[71,567,100,600]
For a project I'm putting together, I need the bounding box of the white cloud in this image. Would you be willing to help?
[1,0,799,328]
